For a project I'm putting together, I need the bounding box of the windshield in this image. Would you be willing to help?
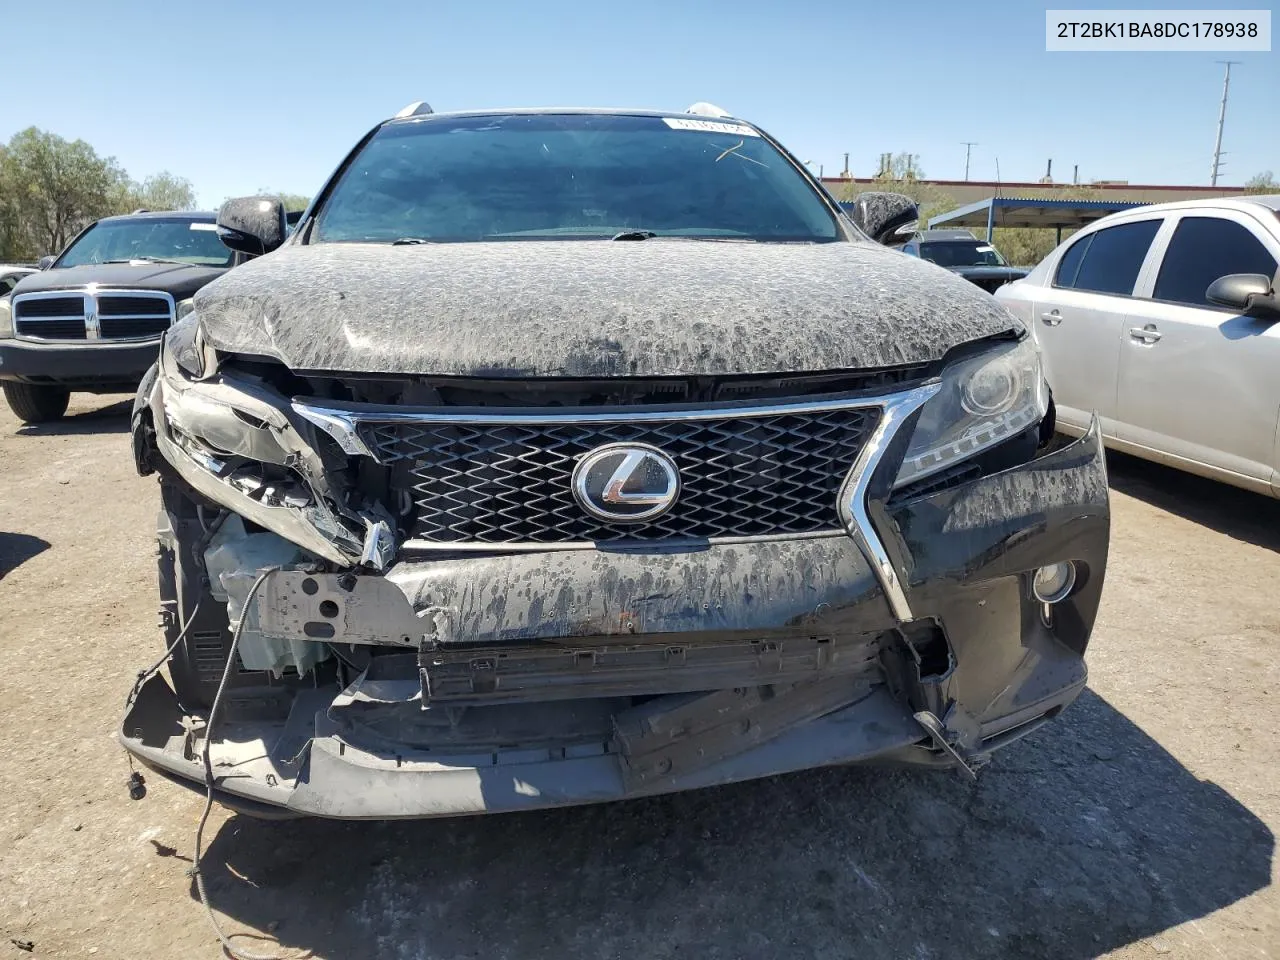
[312,113,840,243]
[919,240,1008,267]
[57,218,233,268]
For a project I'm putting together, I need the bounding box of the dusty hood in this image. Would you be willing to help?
[193,240,1023,378]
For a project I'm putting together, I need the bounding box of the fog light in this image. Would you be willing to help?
[1032,561,1076,603]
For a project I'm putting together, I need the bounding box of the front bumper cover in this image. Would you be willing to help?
[120,421,1109,819]
[0,336,159,387]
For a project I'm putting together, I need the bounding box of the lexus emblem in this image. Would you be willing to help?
[572,443,681,523]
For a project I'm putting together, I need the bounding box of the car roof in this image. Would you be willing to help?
[917,229,979,241]
[385,107,754,127]
[94,210,217,224]
[1097,195,1280,219]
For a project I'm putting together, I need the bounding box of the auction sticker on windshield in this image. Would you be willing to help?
[663,118,760,137]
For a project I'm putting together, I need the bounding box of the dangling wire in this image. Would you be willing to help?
[189,565,305,960]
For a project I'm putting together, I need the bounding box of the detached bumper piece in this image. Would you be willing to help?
[120,421,1108,819]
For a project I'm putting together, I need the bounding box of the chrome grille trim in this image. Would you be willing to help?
[294,384,943,621]
[12,289,174,342]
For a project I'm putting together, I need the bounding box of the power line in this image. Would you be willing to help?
[1211,60,1240,187]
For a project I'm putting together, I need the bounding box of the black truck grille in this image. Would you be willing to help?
[13,291,172,340]
[364,405,881,545]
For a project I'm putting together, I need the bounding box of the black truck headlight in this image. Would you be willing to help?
[895,337,1048,489]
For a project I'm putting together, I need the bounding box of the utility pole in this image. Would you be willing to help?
[961,142,977,181]
[842,152,850,179]
[1211,60,1240,186]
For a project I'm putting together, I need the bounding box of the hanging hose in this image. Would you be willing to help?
[189,565,305,960]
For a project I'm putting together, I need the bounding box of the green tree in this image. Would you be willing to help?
[246,189,313,212]
[0,127,131,259]
[126,172,197,212]
[1244,171,1278,195]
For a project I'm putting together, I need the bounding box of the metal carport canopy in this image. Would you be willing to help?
[928,196,1150,240]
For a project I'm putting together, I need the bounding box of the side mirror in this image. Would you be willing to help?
[216,197,287,257]
[1206,273,1280,321]
[848,192,920,245]
[37,256,55,270]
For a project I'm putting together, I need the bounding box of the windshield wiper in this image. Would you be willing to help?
[103,257,187,265]
[391,237,435,245]
[611,230,658,241]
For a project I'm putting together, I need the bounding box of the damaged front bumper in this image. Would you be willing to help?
[121,392,1109,818]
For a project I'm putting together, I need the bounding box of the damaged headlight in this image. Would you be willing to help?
[149,344,398,570]
[894,337,1048,489]
[162,313,217,381]
[0,297,12,339]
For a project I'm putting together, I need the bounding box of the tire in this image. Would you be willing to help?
[2,382,70,423]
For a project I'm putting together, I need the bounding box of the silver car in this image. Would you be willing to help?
[997,195,1280,496]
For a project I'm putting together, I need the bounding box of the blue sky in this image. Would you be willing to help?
[2,0,1275,206]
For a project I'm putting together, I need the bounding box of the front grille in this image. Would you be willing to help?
[12,290,172,340]
[366,405,881,545]
[98,296,170,317]
[17,319,87,340]
[13,295,83,318]
[100,317,170,338]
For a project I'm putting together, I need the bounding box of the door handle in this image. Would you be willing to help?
[1128,325,1162,343]
[1040,310,1063,326]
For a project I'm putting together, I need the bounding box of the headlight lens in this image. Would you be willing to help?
[176,298,196,321]
[0,298,12,339]
[162,314,206,380]
[895,337,1048,489]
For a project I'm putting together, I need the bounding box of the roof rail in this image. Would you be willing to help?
[394,101,435,119]
[685,102,731,118]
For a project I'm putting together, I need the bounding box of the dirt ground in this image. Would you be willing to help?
[0,392,1275,960]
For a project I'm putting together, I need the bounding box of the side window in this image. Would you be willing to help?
[901,243,917,256]
[1053,234,1092,288]
[1069,220,1161,295]
[1152,216,1278,307]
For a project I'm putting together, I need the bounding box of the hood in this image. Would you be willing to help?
[193,241,1023,378]
[13,262,229,301]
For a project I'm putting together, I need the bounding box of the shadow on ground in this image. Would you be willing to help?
[13,397,132,436]
[0,532,50,580]
[190,689,1271,960]
[1106,450,1280,552]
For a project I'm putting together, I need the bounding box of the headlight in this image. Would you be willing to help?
[162,314,212,380]
[895,337,1048,489]
[0,298,11,339]
[176,298,196,321]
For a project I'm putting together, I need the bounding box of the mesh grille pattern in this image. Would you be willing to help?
[366,406,881,544]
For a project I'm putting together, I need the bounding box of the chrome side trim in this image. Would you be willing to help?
[836,383,940,622]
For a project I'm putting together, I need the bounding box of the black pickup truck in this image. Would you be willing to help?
[0,210,240,423]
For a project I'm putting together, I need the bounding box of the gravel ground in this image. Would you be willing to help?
[0,393,1275,960]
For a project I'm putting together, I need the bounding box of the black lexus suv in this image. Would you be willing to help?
[122,104,1110,819]
[0,211,240,423]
